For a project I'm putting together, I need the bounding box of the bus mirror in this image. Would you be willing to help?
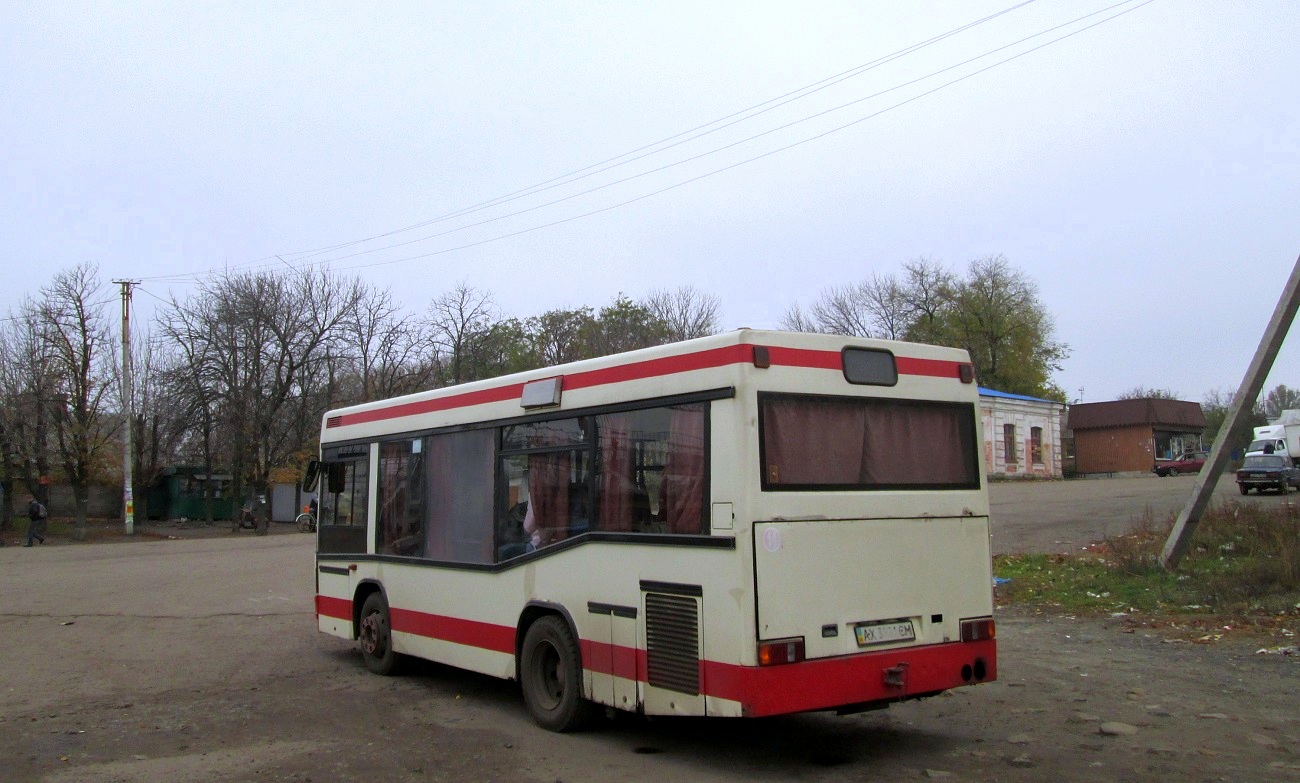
[302,460,321,492]
[327,462,347,494]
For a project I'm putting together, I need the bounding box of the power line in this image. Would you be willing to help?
[263,0,1160,274]
[243,0,1157,278]
[272,0,1044,266]
[138,0,1156,287]
[136,0,1044,285]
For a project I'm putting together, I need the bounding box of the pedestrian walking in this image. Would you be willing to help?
[25,494,47,546]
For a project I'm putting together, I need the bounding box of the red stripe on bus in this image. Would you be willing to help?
[316,594,351,621]
[580,639,643,682]
[326,597,993,715]
[334,384,525,427]
[897,356,964,378]
[562,344,753,390]
[327,344,968,429]
[390,607,516,655]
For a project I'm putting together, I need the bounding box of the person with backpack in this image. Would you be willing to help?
[25,494,47,546]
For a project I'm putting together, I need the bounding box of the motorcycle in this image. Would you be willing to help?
[233,496,270,535]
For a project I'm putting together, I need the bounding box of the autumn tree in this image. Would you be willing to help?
[1199,387,1267,450]
[1262,384,1300,420]
[782,255,1067,399]
[527,307,593,366]
[578,294,671,358]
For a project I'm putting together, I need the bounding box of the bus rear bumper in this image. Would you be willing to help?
[706,638,997,718]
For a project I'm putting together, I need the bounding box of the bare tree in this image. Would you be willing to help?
[785,273,910,339]
[161,267,363,513]
[779,302,822,333]
[860,272,912,340]
[37,263,120,538]
[345,283,438,402]
[810,282,874,337]
[427,283,497,385]
[643,286,720,341]
[0,301,58,530]
[129,334,191,523]
[900,257,956,344]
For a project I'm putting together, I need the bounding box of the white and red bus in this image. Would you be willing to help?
[310,329,996,731]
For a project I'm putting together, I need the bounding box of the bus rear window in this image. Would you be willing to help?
[759,393,979,490]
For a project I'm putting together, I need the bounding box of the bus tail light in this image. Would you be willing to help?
[758,637,805,666]
[960,617,995,642]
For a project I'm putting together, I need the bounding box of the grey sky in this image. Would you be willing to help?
[3,0,1297,404]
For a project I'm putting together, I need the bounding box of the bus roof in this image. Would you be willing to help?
[320,329,974,444]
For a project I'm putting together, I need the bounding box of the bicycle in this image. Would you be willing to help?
[295,511,317,533]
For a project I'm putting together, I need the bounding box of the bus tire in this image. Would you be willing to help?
[520,615,593,732]
[358,592,399,675]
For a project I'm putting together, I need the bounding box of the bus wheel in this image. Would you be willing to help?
[358,593,398,675]
[521,616,593,732]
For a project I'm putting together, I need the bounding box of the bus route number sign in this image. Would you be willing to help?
[854,619,916,647]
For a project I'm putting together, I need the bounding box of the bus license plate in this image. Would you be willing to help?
[854,619,916,647]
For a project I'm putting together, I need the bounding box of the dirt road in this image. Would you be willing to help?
[0,481,1296,782]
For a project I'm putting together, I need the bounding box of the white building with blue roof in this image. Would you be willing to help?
[979,388,1067,479]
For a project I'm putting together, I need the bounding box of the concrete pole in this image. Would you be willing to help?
[1160,254,1300,569]
[114,279,137,536]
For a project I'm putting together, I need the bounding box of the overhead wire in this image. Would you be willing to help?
[269,0,1155,271]
[314,0,1160,273]
[270,0,1043,265]
[137,0,1156,286]
[138,0,1042,285]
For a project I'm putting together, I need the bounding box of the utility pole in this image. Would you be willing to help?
[1160,254,1300,569]
[114,279,139,536]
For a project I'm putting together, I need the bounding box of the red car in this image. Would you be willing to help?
[1153,451,1208,477]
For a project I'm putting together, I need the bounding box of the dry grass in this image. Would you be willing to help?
[996,500,1300,623]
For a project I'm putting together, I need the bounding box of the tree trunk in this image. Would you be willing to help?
[72,480,88,541]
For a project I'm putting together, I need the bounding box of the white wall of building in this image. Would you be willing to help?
[980,392,1066,479]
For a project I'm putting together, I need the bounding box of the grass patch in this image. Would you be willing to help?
[995,502,1300,636]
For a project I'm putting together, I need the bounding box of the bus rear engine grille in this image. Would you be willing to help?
[645,593,700,695]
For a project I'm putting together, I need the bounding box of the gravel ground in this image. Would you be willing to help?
[0,476,1296,782]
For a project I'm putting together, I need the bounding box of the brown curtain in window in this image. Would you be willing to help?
[661,406,705,534]
[424,436,451,559]
[424,432,494,562]
[528,450,570,545]
[597,415,634,532]
[861,404,971,485]
[763,398,866,485]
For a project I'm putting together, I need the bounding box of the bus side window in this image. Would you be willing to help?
[317,456,369,555]
[377,439,425,557]
[424,429,494,564]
